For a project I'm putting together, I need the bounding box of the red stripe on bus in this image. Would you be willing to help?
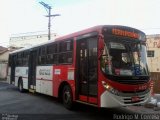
[14,76,52,81]
[79,95,97,104]
[79,95,87,102]
[15,76,28,79]
[88,97,97,104]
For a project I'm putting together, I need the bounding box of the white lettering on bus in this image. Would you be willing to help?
[39,69,51,75]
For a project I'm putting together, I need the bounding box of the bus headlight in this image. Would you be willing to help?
[102,81,120,96]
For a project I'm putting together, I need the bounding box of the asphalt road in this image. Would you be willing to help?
[0,81,158,120]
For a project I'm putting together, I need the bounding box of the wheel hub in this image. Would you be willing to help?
[64,91,70,103]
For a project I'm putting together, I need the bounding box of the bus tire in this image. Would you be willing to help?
[18,79,24,92]
[62,85,73,109]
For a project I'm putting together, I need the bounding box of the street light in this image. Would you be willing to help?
[46,14,60,17]
[39,1,51,9]
[39,1,60,40]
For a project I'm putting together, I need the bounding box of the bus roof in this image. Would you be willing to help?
[10,25,104,54]
[10,25,144,54]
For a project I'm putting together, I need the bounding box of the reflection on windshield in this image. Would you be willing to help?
[101,41,149,76]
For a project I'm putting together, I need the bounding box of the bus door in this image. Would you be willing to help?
[28,50,37,90]
[76,35,98,104]
[10,55,16,84]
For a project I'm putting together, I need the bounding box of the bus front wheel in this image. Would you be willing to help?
[62,85,73,109]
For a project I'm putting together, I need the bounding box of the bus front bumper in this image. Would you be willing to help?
[100,90,151,108]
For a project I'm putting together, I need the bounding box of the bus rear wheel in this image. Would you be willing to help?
[62,85,73,109]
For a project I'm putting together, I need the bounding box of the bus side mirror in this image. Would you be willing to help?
[98,34,104,59]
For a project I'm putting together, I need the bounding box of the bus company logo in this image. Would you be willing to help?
[39,69,51,75]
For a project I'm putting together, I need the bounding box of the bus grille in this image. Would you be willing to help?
[107,75,149,85]
[119,89,150,104]
[117,79,148,85]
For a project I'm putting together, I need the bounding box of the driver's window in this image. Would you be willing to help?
[101,46,110,74]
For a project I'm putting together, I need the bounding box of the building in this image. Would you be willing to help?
[0,46,9,80]
[0,46,18,80]
[10,32,58,48]
[146,34,160,93]
[0,46,8,62]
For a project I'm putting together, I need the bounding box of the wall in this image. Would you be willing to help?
[0,51,9,62]
[10,33,58,48]
[0,62,7,79]
[146,34,160,93]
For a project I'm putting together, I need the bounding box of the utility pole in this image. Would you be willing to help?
[39,1,60,40]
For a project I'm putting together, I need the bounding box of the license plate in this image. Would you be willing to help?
[131,96,140,102]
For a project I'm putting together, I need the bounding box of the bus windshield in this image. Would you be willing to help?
[101,39,149,76]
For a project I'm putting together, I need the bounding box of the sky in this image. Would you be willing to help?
[1,0,160,47]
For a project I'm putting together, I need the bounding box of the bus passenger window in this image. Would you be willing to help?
[59,53,66,63]
[53,54,58,64]
[67,52,72,63]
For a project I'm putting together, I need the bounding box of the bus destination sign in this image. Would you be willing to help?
[112,28,139,39]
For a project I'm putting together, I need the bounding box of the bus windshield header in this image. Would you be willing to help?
[103,26,146,41]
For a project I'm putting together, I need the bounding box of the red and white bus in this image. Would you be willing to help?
[7,25,151,109]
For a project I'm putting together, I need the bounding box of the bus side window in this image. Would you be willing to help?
[13,55,17,66]
[38,46,46,65]
[17,53,23,66]
[53,43,58,64]
[59,53,66,63]
[58,39,73,64]
[46,43,58,64]
[23,51,29,66]
[53,54,58,64]
[46,44,53,64]
[8,55,11,67]
[66,52,72,63]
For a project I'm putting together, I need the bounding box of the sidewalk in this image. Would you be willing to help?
[0,80,7,83]
[154,94,160,101]
[124,94,160,114]
[141,94,160,112]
